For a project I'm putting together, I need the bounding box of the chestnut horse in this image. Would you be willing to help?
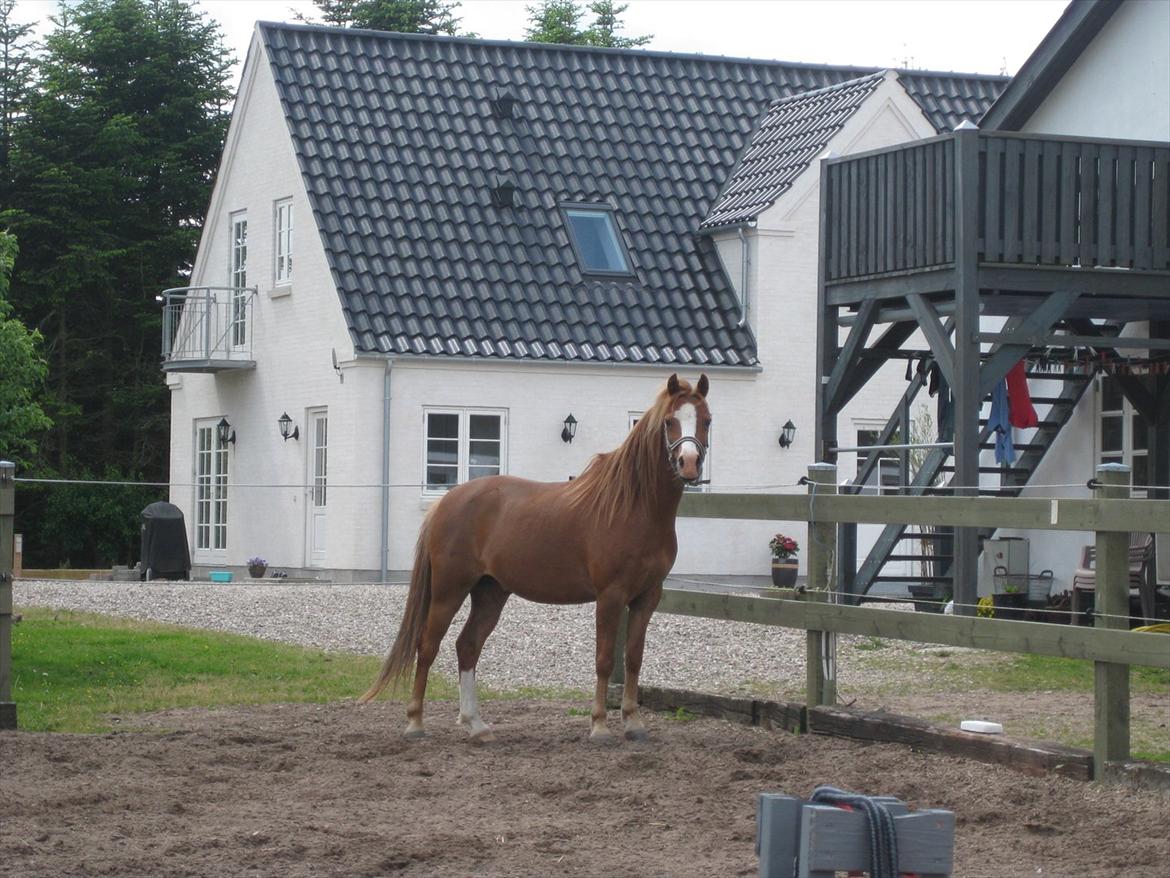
[360,373,711,742]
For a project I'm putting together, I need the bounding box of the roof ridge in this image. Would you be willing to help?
[254,20,1008,81]
[766,69,889,108]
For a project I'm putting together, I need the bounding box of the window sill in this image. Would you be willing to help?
[269,283,293,299]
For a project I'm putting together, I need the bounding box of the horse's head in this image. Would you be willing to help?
[663,373,711,485]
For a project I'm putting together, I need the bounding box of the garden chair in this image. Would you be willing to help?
[1070,533,1155,626]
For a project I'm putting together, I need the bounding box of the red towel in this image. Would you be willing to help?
[1006,361,1039,428]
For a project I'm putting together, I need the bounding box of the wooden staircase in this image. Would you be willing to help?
[843,354,1094,604]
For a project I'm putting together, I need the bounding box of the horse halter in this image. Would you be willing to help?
[663,423,708,485]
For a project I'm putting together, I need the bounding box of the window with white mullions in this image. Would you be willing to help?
[424,409,505,492]
[195,421,229,553]
[230,211,248,346]
[313,415,328,507]
[274,199,293,284]
[1098,375,1149,496]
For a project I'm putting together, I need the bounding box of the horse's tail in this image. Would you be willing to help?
[359,512,434,703]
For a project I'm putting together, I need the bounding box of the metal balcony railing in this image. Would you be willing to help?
[160,286,257,373]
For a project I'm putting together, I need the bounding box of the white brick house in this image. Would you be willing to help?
[165,22,1004,582]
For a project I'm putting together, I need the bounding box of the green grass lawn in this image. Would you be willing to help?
[9,608,452,732]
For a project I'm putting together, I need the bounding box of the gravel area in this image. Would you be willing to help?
[12,579,936,696]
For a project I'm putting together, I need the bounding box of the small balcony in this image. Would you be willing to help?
[820,130,1170,318]
[160,286,257,373]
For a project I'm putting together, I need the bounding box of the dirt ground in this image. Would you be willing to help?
[2,699,1167,878]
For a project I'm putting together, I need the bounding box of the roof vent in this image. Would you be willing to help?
[491,90,517,120]
[491,178,517,208]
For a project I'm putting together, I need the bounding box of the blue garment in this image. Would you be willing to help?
[989,380,1015,465]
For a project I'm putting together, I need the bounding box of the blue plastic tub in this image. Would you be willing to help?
[209,571,233,583]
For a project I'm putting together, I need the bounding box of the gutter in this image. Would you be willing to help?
[380,363,392,584]
[736,227,750,328]
[353,352,762,374]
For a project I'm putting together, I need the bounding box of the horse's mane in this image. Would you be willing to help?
[564,379,690,525]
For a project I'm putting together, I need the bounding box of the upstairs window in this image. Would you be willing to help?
[562,205,631,275]
[274,199,293,284]
[229,212,248,346]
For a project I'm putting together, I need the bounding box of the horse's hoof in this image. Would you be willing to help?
[469,728,496,744]
[403,726,426,739]
[588,729,616,745]
[624,727,649,742]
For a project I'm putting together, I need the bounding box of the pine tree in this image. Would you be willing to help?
[0,0,36,185]
[1,0,232,564]
[300,0,463,34]
[584,1,650,48]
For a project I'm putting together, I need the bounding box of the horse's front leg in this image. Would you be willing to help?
[589,591,626,742]
[620,585,662,741]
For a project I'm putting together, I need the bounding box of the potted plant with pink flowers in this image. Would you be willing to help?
[769,534,799,588]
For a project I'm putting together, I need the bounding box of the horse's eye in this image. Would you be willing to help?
[666,418,678,427]
[704,419,712,428]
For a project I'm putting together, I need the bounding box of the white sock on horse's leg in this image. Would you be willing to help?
[459,669,492,739]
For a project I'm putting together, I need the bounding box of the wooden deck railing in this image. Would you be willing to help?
[665,463,1169,780]
[822,130,1170,282]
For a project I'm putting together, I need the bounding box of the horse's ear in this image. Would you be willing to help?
[667,373,680,395]
[696,374,709,399]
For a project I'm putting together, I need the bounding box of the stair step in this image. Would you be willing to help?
[939,465,1032,475]
[886,554,952,562]
[978,419,1063,430]
[1028,396,1078,405]
[1023,371,1090,382]
[980,443,1045,452]
[872,575,950,583]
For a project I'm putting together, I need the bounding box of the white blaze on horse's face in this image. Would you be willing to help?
[672,402,702,482]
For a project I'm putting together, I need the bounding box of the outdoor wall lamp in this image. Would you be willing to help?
[278,412,300,442]
[216,417,236,446]
[778,420,796,448]
[561,413,578,444]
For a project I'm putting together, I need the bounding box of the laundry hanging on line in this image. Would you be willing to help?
[1005,360,1038,428]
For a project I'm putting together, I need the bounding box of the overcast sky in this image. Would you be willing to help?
[16,0,1069,89]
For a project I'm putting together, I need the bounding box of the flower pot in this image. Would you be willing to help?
[991,591,1028,621]
[248,565,267,579]
[771,560,798,588]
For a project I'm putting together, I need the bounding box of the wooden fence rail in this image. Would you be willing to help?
[669,463,1168,779]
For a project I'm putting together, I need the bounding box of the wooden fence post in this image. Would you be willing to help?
[1093,463,1130,777]
[0,460,16,729]
[806,463,838,709]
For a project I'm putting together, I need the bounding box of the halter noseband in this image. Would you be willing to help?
[664,423,708,484]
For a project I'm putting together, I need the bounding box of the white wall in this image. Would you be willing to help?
[169,30,358,573]
[1023,0,1170,141]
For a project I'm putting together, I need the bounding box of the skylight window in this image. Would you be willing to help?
[563,205,631,275]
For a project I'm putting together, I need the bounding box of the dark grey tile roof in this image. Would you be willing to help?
[899,70,1011,132]
[700,71,886,230]
[258,23,1006,365]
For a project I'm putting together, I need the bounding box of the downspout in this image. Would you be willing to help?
[380,362,392,584]
[737,227,750,327]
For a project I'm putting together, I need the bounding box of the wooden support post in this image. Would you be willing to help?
[951,126,981,617]
[1,460,16,729]
[805,464,838,709]
[1093,464,1131,778]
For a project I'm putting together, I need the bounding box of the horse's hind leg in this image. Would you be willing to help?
[454,578,510,742]
[404,588,465,738]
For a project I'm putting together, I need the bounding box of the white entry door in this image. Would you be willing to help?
[307,410,327,567]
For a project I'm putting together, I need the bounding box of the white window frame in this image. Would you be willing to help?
[229,211,248,347]
[1097,375,1149,498]
[422,407,507,495]
[274,198,293,285]
[194,419,230,559]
